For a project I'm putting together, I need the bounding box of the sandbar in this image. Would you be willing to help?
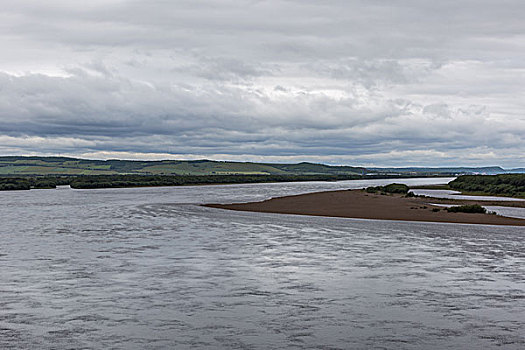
[205,190,525,226]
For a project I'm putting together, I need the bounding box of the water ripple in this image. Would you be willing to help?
[0,179,523,349]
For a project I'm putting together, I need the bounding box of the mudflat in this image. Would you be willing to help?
[205,190,525,226]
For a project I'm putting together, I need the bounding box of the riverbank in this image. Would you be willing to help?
[205,189,525,226]
[1,174,453,191]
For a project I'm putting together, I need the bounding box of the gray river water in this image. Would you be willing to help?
[1,178,524,349]
[410,189,525,202]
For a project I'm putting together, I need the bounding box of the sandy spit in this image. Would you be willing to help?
[204,190,525,226]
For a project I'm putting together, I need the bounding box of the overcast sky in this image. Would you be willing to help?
[1,0,524,167]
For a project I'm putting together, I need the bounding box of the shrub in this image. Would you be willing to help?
[446,204,487,214]
[384,183,410,193]
[365,183,409,194]
[366,186,380,193]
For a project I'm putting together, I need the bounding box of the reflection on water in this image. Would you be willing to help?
[1,178,524,349]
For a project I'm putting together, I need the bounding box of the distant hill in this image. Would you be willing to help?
[507,168,525,174]
[368,166,523,175]
[0,156,522,177]
[0,156,367,176]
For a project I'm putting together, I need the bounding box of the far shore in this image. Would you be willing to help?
[204,189,525,226]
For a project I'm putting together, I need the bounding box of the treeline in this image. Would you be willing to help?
[0,173,440,191]
[449,174,525,197]
[68,174,365,189]
[0,177,70,191]
[0,178,31,191]
[0,174,366,190]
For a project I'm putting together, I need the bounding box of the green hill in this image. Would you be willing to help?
[2,156,521,178]
[0,156,366,176]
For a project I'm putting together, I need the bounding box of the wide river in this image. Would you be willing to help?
[1,178,523,349]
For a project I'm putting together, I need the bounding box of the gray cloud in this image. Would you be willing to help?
[0,1,524,166]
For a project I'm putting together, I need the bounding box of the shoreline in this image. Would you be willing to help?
[204,189,525,226]
[1,175,452,191]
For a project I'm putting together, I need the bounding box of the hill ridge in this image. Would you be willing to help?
[0,156,522,176]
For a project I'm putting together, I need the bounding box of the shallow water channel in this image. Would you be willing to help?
[411,189,525,202]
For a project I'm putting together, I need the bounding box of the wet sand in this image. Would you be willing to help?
[205,190,525,226]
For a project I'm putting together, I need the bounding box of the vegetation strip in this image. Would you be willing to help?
[0,174,374,190]
[0,173,444,191]
[449,174,525,198]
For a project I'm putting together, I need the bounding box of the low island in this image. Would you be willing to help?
[205,185,525,226]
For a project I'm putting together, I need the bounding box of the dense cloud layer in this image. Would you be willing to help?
[1,1,524,166]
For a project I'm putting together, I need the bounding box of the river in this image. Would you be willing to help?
[1,177,523,349]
